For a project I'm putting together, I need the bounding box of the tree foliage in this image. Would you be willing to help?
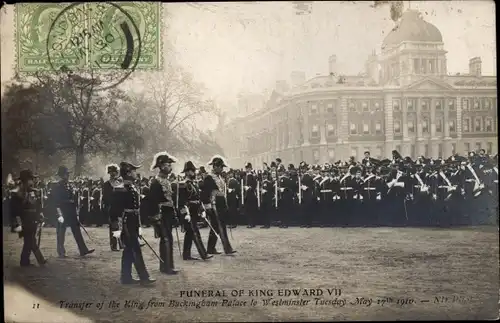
[2,62,224,179]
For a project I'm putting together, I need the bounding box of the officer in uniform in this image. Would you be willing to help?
[148,151,180,275]
[110,162,155,285]
[178,161,213,261]
[10,170,47,267]
[103,164,123,251]
[201,155,236,255]
[53,166,95,258]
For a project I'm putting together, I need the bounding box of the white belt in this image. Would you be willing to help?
[340,187,353,190]
[363,188,376,190]
[123,209,139,213]
[320,189,332,193]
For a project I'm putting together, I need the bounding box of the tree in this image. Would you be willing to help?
[1,82,59,175]
[30,70,130,175]
[132,64,217,156]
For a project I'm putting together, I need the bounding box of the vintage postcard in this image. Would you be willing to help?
[1,1,498,322]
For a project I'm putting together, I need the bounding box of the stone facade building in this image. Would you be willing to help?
[215,10,497,168]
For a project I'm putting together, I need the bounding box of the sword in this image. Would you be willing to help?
[298,170,302,204]
[203,216,221,241]
[36,220,44,248]
[78,220,95,243]
[174,224,182,257]
[403,197,409,221]
[139,235,165,264]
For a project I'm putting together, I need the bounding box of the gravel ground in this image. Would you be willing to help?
[3,225,499,322]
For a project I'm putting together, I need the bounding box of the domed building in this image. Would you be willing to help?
[215,9,497,168]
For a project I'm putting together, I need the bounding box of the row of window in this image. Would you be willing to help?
[463,117,495,133]
[301,97,496,116]
[393,118,456,134]
[393,98,456,112]
[462,98,496,111]
[251,117,494,148]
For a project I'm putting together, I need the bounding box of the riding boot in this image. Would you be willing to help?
[159,238,168,273]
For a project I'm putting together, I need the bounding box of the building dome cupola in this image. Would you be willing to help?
[382,10,443,49]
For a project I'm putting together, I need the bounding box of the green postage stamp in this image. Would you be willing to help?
[15,2,162,73]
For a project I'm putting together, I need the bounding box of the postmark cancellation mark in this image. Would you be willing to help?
[15,2,161,73]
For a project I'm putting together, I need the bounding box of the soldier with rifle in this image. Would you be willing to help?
[148,151,180,275]
[53,166,95,258]
[178,161,213,261]
[201,155,236,255]
[109,162,156,286]
[10,169,48,267]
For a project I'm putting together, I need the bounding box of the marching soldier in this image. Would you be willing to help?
[53,166,95,258]
[201,155,236,255]
[110,162,155,285]
[242,163,259,228]
[148,151,180,275]
[10,170,47,267]
[178,161,212,261]
[103,164,123,251]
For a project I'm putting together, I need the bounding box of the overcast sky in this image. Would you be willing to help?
[166,1,496,103]
[1,1,496,128]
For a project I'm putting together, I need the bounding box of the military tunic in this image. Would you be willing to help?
[200,171,235,254]
[10,187,46,266]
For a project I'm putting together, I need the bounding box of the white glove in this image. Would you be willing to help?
[14,226,22,233]
[112,230,121,238]
[228,188,234,193]
[421,186,429,193]
[185,215,191,222]
[432,193,437,200]
[479,164,484,169]
[301,185,308,191]
[448,186,456,191]
[201,211,207,219]
[279,188,285,192]
[90,197,94,201]
[317,197,321,201]
[262,189,267,194]
[140,194,145,199]
[58,216,64,224]
[138,227,143,236]
[244,186,250,191]
[376,195,381,200]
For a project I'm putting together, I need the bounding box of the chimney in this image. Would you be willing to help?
[275,80,289,93]
[365,50,379,84]
[469,57,482,77]
[290,71,306,87]
[328,55,337,76]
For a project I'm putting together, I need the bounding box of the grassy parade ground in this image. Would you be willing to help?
[4,225,499,322]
